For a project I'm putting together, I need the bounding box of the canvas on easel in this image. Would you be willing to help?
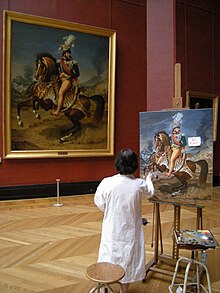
[139,109,213,206]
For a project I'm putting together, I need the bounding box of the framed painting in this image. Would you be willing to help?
[186,91,219,141]
[3,11,116,159]
[140,109,213,206]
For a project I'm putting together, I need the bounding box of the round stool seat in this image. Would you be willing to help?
[86,262,125,284]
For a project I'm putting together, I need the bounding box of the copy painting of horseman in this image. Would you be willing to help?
[139,109,213,205]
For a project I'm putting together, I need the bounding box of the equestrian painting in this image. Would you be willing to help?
[3,11,116,158]
[140,109,213,205]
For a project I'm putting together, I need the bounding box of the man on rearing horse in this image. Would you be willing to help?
[165,113,187,177]
[51,48,80,117]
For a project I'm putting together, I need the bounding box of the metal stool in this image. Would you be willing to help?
[169,256,212,293]
[86,262,125,293]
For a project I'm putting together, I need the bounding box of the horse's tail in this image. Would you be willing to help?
[195,159,209,187]
[89,95,105,124]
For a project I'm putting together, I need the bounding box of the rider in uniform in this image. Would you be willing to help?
[166,117,187,177]
[51,48,80,117]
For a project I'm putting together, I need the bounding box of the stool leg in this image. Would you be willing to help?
[90,282,122,293]
[204,267,212,293]
[183,261,192,293]
[194,260,212,293]
[105,284,114,292]
[89,283,103,293]
[89,287,98,293]
[89,286,98,293]
[170,257,183,291]
[196,262,200,293]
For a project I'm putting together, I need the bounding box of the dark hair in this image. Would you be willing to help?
[62,49,71,56]
[172,126,180,131]
[114,149,138,175]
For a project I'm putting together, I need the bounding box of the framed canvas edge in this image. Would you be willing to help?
[186,91,219,141]
[2,10,116,159]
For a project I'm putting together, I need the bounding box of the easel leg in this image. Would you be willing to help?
[154,202,160,263]
[145,202,162,277]
[159,206,163,255]
[195,207,203,260]
[197,207,203,229]
[172,205,181,259]
[154,202,164,261]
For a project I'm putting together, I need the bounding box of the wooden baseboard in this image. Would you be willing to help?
[0,181,100,201]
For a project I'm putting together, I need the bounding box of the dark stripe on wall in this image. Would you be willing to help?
[0,177,219,201]
[213,176,220,187]
[0,181,100,201]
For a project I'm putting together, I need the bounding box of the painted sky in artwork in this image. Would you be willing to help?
[11,21,109,83]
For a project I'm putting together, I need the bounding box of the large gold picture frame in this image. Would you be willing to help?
[186,91,219,141]
[3,11,116,158]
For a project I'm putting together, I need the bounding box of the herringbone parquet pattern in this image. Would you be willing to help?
[0,189,219,292]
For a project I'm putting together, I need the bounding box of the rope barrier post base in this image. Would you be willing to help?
[53,178,63,207]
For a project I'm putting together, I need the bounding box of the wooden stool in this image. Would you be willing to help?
[86,262,125,293]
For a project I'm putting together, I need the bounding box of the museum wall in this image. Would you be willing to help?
[0,0,155,189]
[0,0,219,196]
[176,0,220,179]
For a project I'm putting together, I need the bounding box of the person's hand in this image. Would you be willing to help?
[146,172,154,195]
[146,172,153,180]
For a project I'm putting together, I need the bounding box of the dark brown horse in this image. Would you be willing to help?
[16,53,105,141]
[147,131,208,191]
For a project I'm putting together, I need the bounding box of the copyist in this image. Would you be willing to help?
[94,148,154,293]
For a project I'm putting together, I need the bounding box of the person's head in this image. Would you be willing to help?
[114,149,138,175]
[62,49,71,57]
[173,126,180,133]
[195,102,200,109]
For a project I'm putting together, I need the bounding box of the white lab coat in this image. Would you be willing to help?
[94,174,154,284]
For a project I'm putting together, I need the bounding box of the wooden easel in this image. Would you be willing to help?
[172,63,183,109]
[145,63,204,278]
[145,200,204,278]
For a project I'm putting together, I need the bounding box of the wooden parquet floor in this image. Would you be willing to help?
[0,188,219,293]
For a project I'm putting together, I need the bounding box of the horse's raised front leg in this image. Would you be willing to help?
[17,113,23,127]
[32,101,40,119]
[33,96,54,119]
[16,98,32,127]
[32,96,41,120]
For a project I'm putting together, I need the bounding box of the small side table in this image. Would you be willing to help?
[169,229,218,293]
[86,262,125,293]
[169,256,212,293]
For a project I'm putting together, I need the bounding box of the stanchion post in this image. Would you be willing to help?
[53,178,64,207]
